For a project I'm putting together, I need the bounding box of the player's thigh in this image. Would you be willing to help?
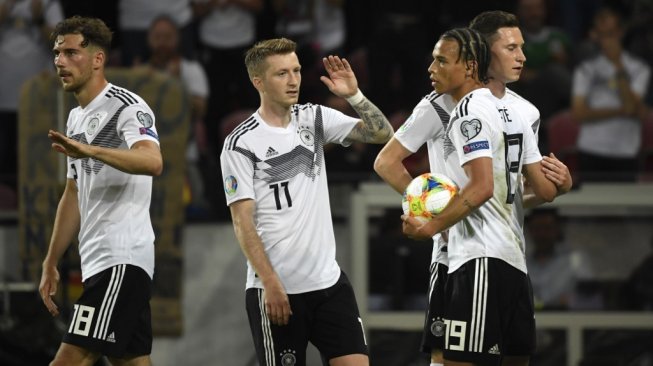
[310,272,368,362]
[107,354,152,366]
[246,288,310,366]
[50,342,100,366]
[64,264,153,359]
[329,353,369,366]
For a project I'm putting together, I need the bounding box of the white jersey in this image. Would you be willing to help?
[220,104,359,293]
[394,91,457,266]
[443,88,541,274]
[501,88,541,239]
[66,83,159,281]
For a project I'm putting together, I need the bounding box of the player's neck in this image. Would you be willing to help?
[451,80,484,103]
[258,101,292,128]
[486,78,507,99]
[75,76,109,109]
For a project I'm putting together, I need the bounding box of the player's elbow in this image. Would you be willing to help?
[148,156,164,177]
[373,154,389,177]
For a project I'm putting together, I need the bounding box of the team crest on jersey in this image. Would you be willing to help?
[280,349,297,365]
[430,318,446,337]
[298,125,314,146]
[137,111,153,128]
[460,118,482,141]
[86,117,100,135]
[224,175,238,195]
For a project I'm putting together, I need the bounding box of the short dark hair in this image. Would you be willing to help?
[469,11,520,45]
[439,28,491,84]
[244,38,297,79]
[50,16,113,55]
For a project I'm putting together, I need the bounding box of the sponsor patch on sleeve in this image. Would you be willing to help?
[139,127,159,140]
[463,140,489,154]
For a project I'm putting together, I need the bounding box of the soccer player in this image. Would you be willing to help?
[469,10,573,207]
[220,38,393,366]
[38,16,162,366]
[373,81,455,366]
[401,27,558,366]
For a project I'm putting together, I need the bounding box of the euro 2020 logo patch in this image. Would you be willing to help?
[224,175,238,195]
[460,118,482,141]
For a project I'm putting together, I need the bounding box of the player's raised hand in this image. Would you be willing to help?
[263,278,293,326]
[39,265,60,316]
[320,55,358,98]
[48,129,90,159]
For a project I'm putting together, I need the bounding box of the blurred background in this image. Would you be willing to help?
[1,0,652,365]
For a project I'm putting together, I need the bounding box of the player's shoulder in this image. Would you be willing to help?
[104,84,147,108]
[505,88,540,116]
[223,112,259,151]
[455,88,494,118]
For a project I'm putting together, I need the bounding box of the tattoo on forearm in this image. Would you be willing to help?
[349,97,393,143]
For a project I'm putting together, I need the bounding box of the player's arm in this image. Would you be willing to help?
[522,159,557,204]
[319,55,393,144]
[374,137,415,194]
[48,130,163,176]
[523,152,573,208]
[229,198,292,325]
[402,157,494,240]
[39,178,80,317]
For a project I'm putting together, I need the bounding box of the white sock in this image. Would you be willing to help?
[430,363,444,366]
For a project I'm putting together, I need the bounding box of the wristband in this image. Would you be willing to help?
[345,89,365,105]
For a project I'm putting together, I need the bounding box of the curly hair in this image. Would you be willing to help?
[439,28,491,84]
[50,16,112,55]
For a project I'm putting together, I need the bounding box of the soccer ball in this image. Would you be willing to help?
[402,173,458,222]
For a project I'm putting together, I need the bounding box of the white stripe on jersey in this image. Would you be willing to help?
[469,258,488,353]
[258,289,276,366]
[93,265,125,340]
[427,262,439,299]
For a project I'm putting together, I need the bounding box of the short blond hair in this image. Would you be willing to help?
[244,38,297,79]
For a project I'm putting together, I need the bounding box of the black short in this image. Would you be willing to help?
[443,258,535,365]
[246,271,368,366]
[62,264,152,358]
[420,262,449,354]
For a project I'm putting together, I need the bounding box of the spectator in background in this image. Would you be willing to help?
[365,0,438,115]
[624,0,653,105]
[512,0,572,152]
[145,15,212,218]
[525,208,597,310]
[118,0,196,66]
[571,6,650,182]
[0,0,64,202]
[192,0,261,149]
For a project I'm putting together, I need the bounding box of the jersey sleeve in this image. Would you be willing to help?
[319,105,362,146]
[395,98,443,153]
[116,105,160,148]
[220,143,255,206]
[521,122,542,165]
[448,99,496,167]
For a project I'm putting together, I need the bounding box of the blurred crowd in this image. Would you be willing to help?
[0,0,652,221]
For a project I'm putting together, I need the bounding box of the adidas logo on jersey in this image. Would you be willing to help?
[488,344,500,355]
[106,332,116,343]
[265,146,278,158]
